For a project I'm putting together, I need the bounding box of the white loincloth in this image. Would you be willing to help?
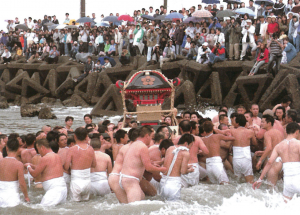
[63,172,71,184]
[70,168,91,201]
[181,163,200,187]
[41,176,67,206]
[232,146,253,178]
[90,172,110,196]
[206,156,229,184]
[150,178,161,193]
[199,163,208,180]
[0,181,20,208]
[282,162,300,198]
[160,175,181,201]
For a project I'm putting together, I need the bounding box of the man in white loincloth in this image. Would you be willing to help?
[90,138,112,196]
[160,134,194,200]
[0,138,29,207]
[21,134,37,185]
[57,133,71,184]
[201,121,235,184]
[25,139,67,206]
[253,122,300,201]
[64,127,96,202]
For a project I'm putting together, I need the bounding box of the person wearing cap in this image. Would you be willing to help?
[228,18,242,61]
[146,24,158,62]
[160,39,176,68]
[88,41,95,55]
[133,23,145,56]
[240,19,256,61]
[208,42,226,66]
[63,13,70,25]
[174,24,185,55]
[52,15,59,24]
[247,0,255,12]
[69,41,79,61]
[196,42,211,64]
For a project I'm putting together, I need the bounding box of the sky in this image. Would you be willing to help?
[0,0,274,31]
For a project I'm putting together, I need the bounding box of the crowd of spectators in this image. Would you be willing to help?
[0,1,299,76]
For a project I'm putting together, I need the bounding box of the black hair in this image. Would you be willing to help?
[98,125,107,133]
[230,112,238,119]
[287,110,297,122]
[102,120,110,126]
[183,111,191,118]
[67,135,75,146]
[178,133,194,145]
[128,128,139,142]
[6,138,19,152]
[219,114,228,122]
[46,131,59,143]
[65,116,74,122]
[154,132,165,143]
[90,138,101,149]
[179,120,191,132]
[139,125,153,138]
[275,106,286,119]
[115,129,127,143]
[235,114,247,127]
[74,127,88,141]
[245,111,253,117]
[159,139,174,150]
[191,111,202,120]
[203,121,214,133]
[84,114,92,120]
[190,121,197,131]
[286,122,300,134]
[282,95,292,104]
[25,133,36,147]
[157,126,168,135]
[262,114,274,126]
[9,133,19,140]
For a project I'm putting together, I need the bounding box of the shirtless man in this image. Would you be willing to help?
[272,95,292,113]
[230,114,257,183]
[212,108,228,124]
[42,125,51,135]
[250,104,261,126]
[160,134,194,200]
[174,120,209,187]
[0,136,6,159]
[202,121,235,184]
[245,112,260,131]
[25,139,67,206]
[119,126,167,203]
[64,127,96,202]
[31,144,43,189]
[57,134,71,184]
[64,116,74,132]
[21,134,37,185]
[112,129,128,161]
[237,105,246,114]
[255,115,284,171]
[108,128,139,203]
[0,138,29,207]
[90,138,112,196]
[253,122,300,201]
[83,114,93,126]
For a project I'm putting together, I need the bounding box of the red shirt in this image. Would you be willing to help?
[257,48,269,63]
[267,22,279,35]
[211,47,225,56]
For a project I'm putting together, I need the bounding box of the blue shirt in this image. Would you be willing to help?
[108,44,116,52]
[49,50,59,58]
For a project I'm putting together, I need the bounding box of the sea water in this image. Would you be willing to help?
[0,106,296,214]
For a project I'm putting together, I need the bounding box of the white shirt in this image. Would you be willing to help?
[28,21,34,29]
[214,33,225,46]
[2,51,11,58]
[186,27,195,38]
[184,41,191,49]
[80,30,89,42]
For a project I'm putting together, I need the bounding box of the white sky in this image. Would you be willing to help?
[1,0,286,32]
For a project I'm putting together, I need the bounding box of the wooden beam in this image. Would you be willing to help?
[80,0,85,18]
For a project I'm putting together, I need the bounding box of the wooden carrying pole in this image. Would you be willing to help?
[80,0,86,18]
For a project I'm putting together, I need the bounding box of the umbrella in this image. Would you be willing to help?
[183,17,202,23]
[254,0,274,6]
[48,24,59,30]
[216,10,236,18]
[118,15,133,22]
[76,17,95,23]
[192,10,213,18]
[141,15,155,20]
[15,24,28,30]
[55,24,67,30]
[44,22,54,26]
[166,12,184,19]
[96,22,110,27]
[235,8,256,17]
[65,25,78,29]
[154,15,171,21]
[202,0,220,3]
[226,0,242,3]
[292,5,300,13]
[102,16,119,22]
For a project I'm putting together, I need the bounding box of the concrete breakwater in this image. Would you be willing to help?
[0,54,300,117]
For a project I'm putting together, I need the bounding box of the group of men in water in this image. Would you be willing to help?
[1,96,300,207]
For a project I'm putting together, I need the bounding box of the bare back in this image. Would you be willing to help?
[264,128,284,149]
[162,146,190,177]
[0,158,24,181]
[112,144,124,161]
[21,148,36,164]
[65,144,96,170]
[91,151,112,174]
[111,143,131,174]
[36,153,64,182]
[31,154,42,182]
[189,136,208,163]
[148,145,161,162]
[231,127,255,147]
[202,135,222,158]
[274,139,300,163]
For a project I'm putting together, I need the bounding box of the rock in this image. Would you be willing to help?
[38,107,57,119]
[41,97,57,105]
[62,94,89,107]
[20,104,41,117]
[0,96,9,109]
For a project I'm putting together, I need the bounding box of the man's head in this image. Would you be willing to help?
[275,106,285,120]
[138,125,154,146]
[157,126,170,139]
[286,122,300,135]
[65,116,74,127]
[244,112,253,124]
[286,110,297,123]
[237,105,246,114]
[219,114,229,125]
[84,114,92,124]
[25,133,36,147]
[58,134,67,148]
[74,127,88,142]
[42,125,51,134]
[250,104,259,117]
[36,139,52,156]
[178,133,194,149]
[115,129,128,144]
[154,132,165,145]
[203,121,214,134]
[235,114,247,127]
[281,96,292,108]
[6,138,19,153]
[261,114,274,129]
[159,139,174,157]
[128,128,139,142]
[179,120,191,133]
[164,116,172,126]
[90,138,101,150]
[183,111,191,121]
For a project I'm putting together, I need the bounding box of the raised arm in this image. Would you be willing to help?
[141,146,166,173]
